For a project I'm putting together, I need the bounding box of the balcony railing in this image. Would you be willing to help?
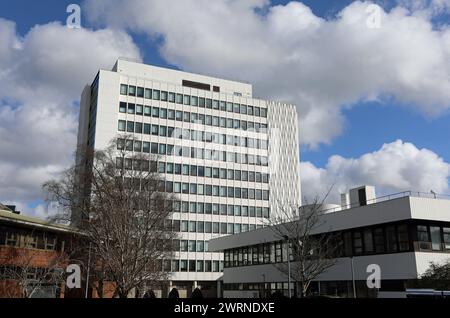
[414,241,450,253]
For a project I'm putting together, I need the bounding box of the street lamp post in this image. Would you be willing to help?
[283,235,292,298]
[350,256,356,299]
[85,242,92,299]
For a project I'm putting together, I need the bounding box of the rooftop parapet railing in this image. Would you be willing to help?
[322,191,450,215]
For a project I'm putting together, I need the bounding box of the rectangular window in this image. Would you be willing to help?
[171,260,179,272]
[160,108,167,119]
[180,260,188,272]
[136,104,143,115]
[120,84,128,95]
[168,92,175,103]
[197,260,204,272]
[137,87,144,98]
[134,140,142,152]
[145,88,152,99]
[343,232,352,256]
[191,96,198,106]
[443,228,450,250]
[202,222,211,234]
[353,231,363,254]
[261,108,267,117]
[220,223,227,234]
[364,229,374,253]
[213,261,220,272]
[374,228,385,253]
[119,102,127,113]
[128,85,136,96]
[135,122,143,134]
[430,226,442,251]
[205,260,212,272]
[181,240,188,252]
[386,226,398,253]
[397,225,409,251]
[189,240,196,252]
[159,125,167,137]
[417,225,429,242]
[189,260,196,272]
[118,120,126,131]
[227,224,234,235]
[183,95,190,105]
[197,241,204,252]
[126,121,134,133]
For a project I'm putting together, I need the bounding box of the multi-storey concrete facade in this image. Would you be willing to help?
[76,59,301,297]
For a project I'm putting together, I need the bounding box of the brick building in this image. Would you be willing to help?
[0,204,76,298]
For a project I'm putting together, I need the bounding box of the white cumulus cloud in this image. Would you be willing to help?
[300,140,450,202]
[0,19,142,217]
[84,0,450,147]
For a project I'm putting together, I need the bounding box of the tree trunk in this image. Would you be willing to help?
[97,279,104,298]
[299,281,305,298]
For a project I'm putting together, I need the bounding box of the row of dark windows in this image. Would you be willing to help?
[177,240,209,252]
[164,259,224,273]
[117,157,269,184]
[120,84,267,118]
[223,282,293,294]
[116,119,268,150]
[119,102,268,134]
[0,226,66,252]
[115,138,269,167]
[223,222,450,268]
[170,219,266,234]
[223,280,407,298]
[116,175,270,200]
[172,202,270,218]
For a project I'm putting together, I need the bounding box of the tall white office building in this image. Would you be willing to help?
[76,59,301,297]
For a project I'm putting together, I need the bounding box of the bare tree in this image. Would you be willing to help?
[267,196,340,298]
[1,249,67,298]
[44,136,177,298]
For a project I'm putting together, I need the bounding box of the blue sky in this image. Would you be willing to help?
[1,0,449,215]
[2,0,448,162]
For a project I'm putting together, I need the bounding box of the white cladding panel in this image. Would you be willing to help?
[77,60,301,286]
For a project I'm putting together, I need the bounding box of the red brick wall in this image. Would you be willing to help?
[0,246,68,298]
[0,246,65,268]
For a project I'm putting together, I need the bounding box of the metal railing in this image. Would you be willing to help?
[322,191,450,214]
[414,241,450,253]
